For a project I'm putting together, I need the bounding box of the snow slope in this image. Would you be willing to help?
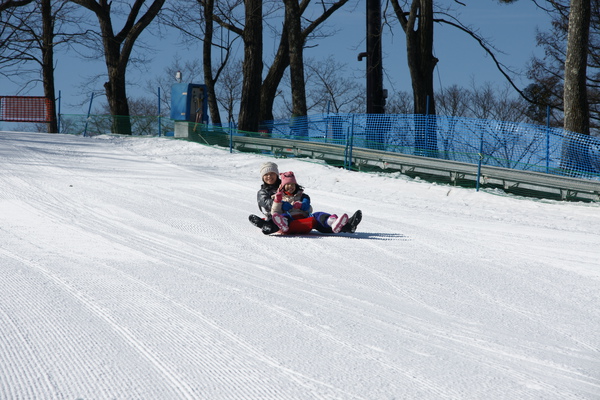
[0,131,599,399]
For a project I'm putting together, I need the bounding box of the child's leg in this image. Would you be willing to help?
[271,213,290,233]
[312,212,348,234]
[340,210,362,233]
[329,213,348,233]
[312,211,333,233]
[249,214,265,228]
[261,217,280,235]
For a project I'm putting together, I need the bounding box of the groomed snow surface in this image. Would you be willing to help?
[1,131,599,400]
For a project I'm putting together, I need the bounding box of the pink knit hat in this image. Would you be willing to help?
[279,171,297,190]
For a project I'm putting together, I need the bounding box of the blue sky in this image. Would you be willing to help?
[1,0,551,119]
[313,0,551,96]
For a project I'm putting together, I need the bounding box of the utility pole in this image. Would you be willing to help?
[359,0,385,114]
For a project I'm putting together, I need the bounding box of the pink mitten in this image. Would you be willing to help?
[273,192,283,202]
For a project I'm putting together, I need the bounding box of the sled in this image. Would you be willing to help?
[250,214,315,235]
[284,216,315,235]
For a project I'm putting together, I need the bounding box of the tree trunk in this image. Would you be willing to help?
[104,65,132,134]
[237,0,262,133]
[404,0,437,156]
[284,0,307,118]
[202,0,221,126]
[284,0,307,138]
[258,0,349,124]
[560,0,591,174]
[259,28,289,124]
[404,0,436,116]
[41,0,58,133]
[71,0,166,135]
[563,0,590,135]
[366,0,384,114]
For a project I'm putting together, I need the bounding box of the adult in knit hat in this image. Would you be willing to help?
[253,161,281,220]
[249,161,283,234]
[259,162,279,178]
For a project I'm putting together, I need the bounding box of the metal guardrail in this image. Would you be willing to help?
[231,135,600,202]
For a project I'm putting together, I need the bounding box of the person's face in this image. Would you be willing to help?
[283,183,296,193]
[263,172,278,185]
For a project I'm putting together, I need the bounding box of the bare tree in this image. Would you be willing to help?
[0,0,34,12]
[389,0,437,116]
[204,0,349,129]
[301,56,364,114]
[201,0,221,126]
[524,0,599,134]
[469,82,529,122]
[435,82,530,122]
[435,85,470,117]
[234,0,263,132]
[283,0,307,119]
[160,0,239,126]
[215,60,243,124]
[0,0,80,133]
[259,0,350,123]
[563,0,591,135]
[385,90,412,115]
[200,0,262,132]
[69,0,166,134]
[388,0,439,155]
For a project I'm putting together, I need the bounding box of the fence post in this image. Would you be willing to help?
[344,114,355,170]
[157,87,162,137]
[344,127,349,170]
[425,96,430,151]
[57,90,61,133]
[343,118,348,169]
[229,121,234,153]
[83,92,94,137]
[546,105,550,174]
[476,123,484,191]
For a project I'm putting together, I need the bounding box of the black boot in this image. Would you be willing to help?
[262,220,279,235]
[341,210,362,233]
[249,214,265,228]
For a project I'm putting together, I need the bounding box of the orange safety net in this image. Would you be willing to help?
[0,96,53,123]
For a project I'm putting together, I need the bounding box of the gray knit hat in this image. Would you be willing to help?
[259,162,279,178]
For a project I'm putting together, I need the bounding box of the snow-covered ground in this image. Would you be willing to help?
[0,131,599,400]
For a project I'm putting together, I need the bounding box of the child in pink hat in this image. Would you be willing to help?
[271,171,348,234]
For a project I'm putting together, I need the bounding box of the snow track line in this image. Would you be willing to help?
[0,248,199,400]
[73,202,592,399]
[35,202,377,398]
[0,193,367,396]
[341,219,600,397]
[84,259,367,400]
[1,185,446,397]
[0,302,58,398]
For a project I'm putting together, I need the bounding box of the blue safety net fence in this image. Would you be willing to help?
[257,113,600,180]
[58,112,600,181]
